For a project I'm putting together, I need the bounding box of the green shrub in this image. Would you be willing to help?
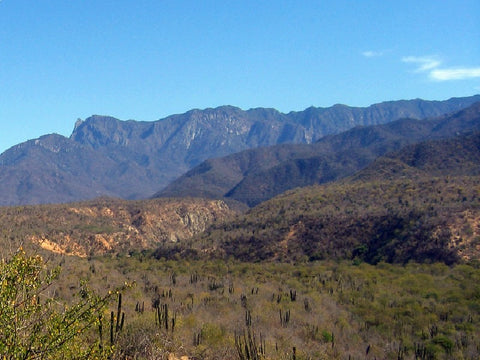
[0,249,117,359]
[432,335,454,354]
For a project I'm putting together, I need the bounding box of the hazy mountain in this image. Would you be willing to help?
[156,101,480,206]
[1,95,479,206]
[352,131,480,182]
[0,134,152,205]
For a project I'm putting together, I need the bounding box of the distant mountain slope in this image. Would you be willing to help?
[1,95,479,205]
[0,134,152,205]
[352,132,480,181]
[156,101,480,206]
[155,143,318,200]
[195,131,480,264]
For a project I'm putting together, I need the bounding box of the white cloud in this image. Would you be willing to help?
[430,67,480,81]
[402,56,441,72]
[402,55,480,81]
[362,50,384,58]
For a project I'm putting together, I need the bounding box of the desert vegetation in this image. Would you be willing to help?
[5,247,476,359]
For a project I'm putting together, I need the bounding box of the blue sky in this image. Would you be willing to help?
[0,1,479,154]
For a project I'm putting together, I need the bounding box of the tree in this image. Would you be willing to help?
[0,248,117,359]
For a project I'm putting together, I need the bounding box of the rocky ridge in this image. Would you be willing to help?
[0,197,234,257]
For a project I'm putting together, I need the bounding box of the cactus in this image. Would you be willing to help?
[279,309,290,327]
[154,302,176,332]
[190,271,199,284]
[110,311,114,346]
[240,294,248,308]
[135,301,145,313]
[245,309,252,327]
[208,277,223,291]
[276,294,282,304]
[193,330,202,346]
[98,314,103,350]
[234,327,265,360]
[109,293,125,346]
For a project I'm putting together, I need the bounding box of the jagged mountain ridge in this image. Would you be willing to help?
[1,95,479,205]
[156,101,480,206]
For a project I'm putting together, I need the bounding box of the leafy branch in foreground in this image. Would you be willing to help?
[0,248,122,359]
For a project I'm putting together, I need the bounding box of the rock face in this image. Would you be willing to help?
[1,95,479,205]
[0,197,234,257]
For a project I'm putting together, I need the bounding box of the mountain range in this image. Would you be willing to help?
[157,100,480,206]
[1,95,479,206]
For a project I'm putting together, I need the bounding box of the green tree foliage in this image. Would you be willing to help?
[0,248,116,359]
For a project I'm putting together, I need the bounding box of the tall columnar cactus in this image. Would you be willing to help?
[110,293,125,346]
[154,302,176,332]
[245,309,252,327]
[234,326,265,360]
[279,309,291,327]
